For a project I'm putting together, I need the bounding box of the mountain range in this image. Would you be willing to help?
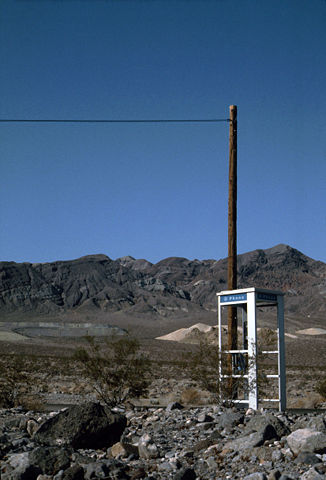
[1,244,325,332]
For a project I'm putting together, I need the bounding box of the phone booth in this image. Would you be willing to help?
[217,287,286,411]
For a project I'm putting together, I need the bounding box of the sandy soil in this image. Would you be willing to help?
[0,319,325,410]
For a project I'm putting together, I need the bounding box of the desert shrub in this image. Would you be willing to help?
[180,387,211,405]
[0,356,27,407]
[73,335,151,408]
[258,327,278,350]
[315,378,326,400]
[19,395,45,412]
[182,340,231,402]
[183,339,271,405]
[0,355,44,410]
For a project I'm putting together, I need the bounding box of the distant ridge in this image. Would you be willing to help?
[0,244,325,324]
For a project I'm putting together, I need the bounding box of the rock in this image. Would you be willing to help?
[293,415,326,434]
[84,462,109,480]
[287,429,326,455]
[294,452,321,465]
[300,466,326,479]
[173,467,196,480]
[224,431,265,451]
[243,474,268,480]
[120,433,139,457]
[217,409,245,431]
[110,441,127,459]
[138,433,159,459]
[193,430,222,452]
[29,446,71,475]
[83,460,129,480]
[127,466,146,479]
[62,465,85,480]
[315,464,326,475]
[246,408,257,416]
[272,449,283,462]
[244,413,290,440]
[1,405,326,480]
[254,446,274,463]
[197,413,213,423]
[166,402,184,412]
[27,420,39,437]
[267,470,282,480]
[1,452,41,480]
[54,471,65,480]
[33,402,126,449]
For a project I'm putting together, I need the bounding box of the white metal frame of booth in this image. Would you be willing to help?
[217,287,286,411]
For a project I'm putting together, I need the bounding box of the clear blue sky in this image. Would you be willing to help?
[1,0,325,264]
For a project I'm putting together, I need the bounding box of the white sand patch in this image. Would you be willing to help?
[285,333,298,339]
[188,323,214,333]
[156,328,188,342]
[157,323,298,343]
[296,327,326,336]
[156,323,213,342]
[0,330,29,342]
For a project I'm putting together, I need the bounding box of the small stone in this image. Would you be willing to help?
[158,461,174,472]
[300,466,326,480]
[218,410,244,430]
[294,452,321,465]
[138,433,159,459]
[246,408,256,416]
[53,471,64,480]
[267,470,281,480]
[272,449,283,462]
[315,463,326,475]
[110,442,127,459]
[224,431,265,451]
[281,447,294,459]
[27,420,39,437]
[166,402,184,412]
[173,467,196,480]
[197,413,213,423]
[206,455,218,469]
[243,473,267,480]
[29,446,71,475]
[62,465,84,480]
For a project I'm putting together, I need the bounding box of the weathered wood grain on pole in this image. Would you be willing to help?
[228,105,238,366]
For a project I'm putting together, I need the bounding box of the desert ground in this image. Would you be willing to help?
[0,313,325,412]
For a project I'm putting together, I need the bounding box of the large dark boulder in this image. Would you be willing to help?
[33,402,127,449]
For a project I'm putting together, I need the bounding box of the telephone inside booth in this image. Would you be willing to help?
[216,288,286,411]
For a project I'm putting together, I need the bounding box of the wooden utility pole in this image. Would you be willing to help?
[228,105,238,388]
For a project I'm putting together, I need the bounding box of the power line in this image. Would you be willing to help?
[0,118,230,124]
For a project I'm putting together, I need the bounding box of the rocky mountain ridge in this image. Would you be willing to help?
[0,244,325,325]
